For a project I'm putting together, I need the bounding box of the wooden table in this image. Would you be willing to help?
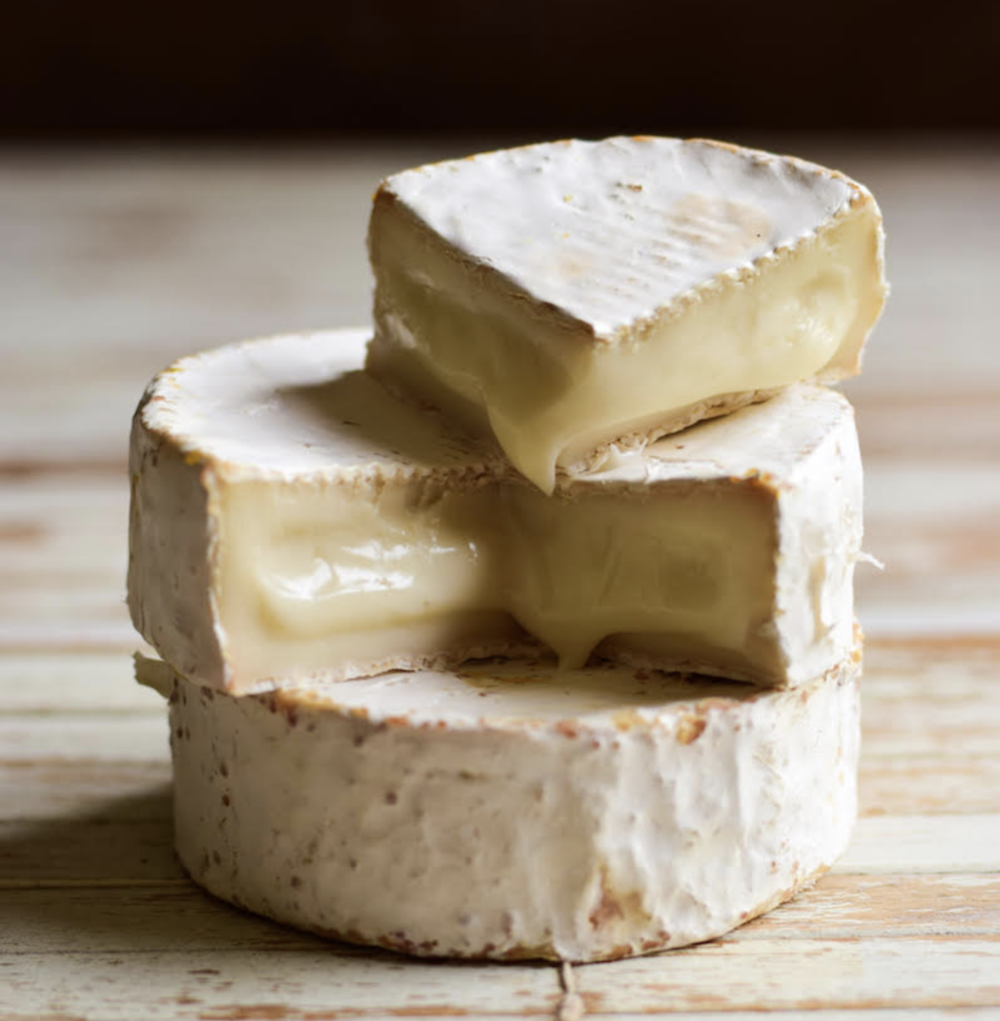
[2,140,999,1019]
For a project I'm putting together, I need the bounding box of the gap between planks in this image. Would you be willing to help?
[558,962,585,1021]
[2,939,999,1017]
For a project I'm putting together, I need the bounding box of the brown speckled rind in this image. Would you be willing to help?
[157,649,860,962]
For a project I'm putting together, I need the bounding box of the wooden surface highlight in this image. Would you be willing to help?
[1,142,998,1018]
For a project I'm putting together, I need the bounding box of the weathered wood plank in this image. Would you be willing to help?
[0,1014,553,1021]
[862,717,1000,758]
[853,392,1000,462]
[0,760,171,819]
[859,638,1000,761]
[835,815,1000,874]
[573,1013,1000,1021]
[860,755,1000,816]
[0,774,176,889]
[0,474,131,644]
[0,716,169,763]
[735,873,1000,940]
[4,1009,997,1021]
[862,647,1000,771]
[5,919,1000,1016]
[0,949,559,1019]
[857,460,1000,637]
[6,873,999,956]
[3,886,332,954]
[572,937,1000,1012]
[0,804,181,884]
[0,474,127,554]
[0,150,405,474]
[861,636,1000,691]
[0,651,161,713]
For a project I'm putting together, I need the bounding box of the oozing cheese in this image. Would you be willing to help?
[140,648,861,962]
[368,136,886,492]
[128,329,863,694]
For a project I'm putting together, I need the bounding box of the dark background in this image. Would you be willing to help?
[5,0,999,140]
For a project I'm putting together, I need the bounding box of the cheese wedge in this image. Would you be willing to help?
[368,136,886,492]
[139,649,860,962]
[128,329,862,694]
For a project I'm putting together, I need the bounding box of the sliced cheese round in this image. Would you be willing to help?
[141,649,860,962]
[129,329,863,695]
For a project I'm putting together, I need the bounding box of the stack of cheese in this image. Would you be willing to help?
[129,137,886,962]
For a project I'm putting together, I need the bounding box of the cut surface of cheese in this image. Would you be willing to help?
[368,136,887,491]
[139,649,860,962]
[128,329,863,695]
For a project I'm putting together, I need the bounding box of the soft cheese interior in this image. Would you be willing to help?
[129,330,862,694]
[368,137,886,492]
[219,473,779,688]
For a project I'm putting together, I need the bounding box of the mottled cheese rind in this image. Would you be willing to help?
[375,136,863,340]
[142,649,860,962]
[128,329,863,694]
[368,136,887,491]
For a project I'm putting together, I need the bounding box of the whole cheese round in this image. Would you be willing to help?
[141,650,860,962]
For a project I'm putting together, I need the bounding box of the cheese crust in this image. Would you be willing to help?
[368,136,887,492]
[140,648,861,962]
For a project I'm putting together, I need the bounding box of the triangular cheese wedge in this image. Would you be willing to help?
[368,136,886,492]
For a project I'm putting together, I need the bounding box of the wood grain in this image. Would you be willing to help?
[735,874,1000,940]
[835,815,1000,875]
[0,950,559,1020]
[571,938,1000,1012]
[0,715,168,762]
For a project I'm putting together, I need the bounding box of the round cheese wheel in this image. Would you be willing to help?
[144,650,859,962]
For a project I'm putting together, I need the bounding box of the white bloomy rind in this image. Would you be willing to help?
[141,650,860,963]
[368,136,887,492]
[128,329,863,694]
